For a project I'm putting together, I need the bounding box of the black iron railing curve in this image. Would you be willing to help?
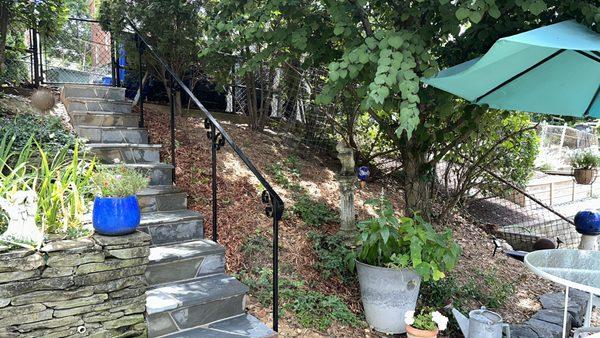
[123,18,284,332]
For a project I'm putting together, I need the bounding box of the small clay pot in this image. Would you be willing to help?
[574,168,595,185]
[30,88,56,113]
[405,325,438,338]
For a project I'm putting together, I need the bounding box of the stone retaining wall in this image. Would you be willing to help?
[0,231,150,337]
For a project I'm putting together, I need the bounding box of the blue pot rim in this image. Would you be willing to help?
[94,195,138,200]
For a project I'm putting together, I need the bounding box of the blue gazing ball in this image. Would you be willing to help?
[357,166,370,181]
[574,209,600,236]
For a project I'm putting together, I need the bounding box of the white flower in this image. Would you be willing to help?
[48,133,55,139]
[404,310,415,326]
[431,311,448,331]
[113,158,121,164]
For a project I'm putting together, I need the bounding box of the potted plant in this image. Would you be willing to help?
[349,196,460,334]
[91,165,149,235]
[569,149,600,184]
[404,308,448,338]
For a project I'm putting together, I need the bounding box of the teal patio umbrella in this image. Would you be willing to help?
[422,20,600,117]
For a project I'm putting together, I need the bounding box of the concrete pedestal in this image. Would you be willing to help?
[339,174,356,234]
[578,235,598,250]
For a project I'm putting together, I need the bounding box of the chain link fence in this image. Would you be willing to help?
[536,122,599,171]
[38,18,114,85]
[227,64,336,153]
[450,166,600,251]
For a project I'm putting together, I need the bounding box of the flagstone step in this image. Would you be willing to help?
[137,185,187,213]
[138,210,204,246]
[160,314,277,338]
[64,97,132,114]
[71,111,140,127]
[76,125,149,144]
[146,239,225,286]
[86,143,162,164]
[102,163,173,186]
[61,85,126,101]
[146,274,249,337]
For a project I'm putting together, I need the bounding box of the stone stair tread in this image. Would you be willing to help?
[137,185,181,196]
[71,110,139,116]
[141,210,203,226]
[161,314,277,338]
[64,96,132,103]
[86,143,162,149]
[146,273,249,315]
[77,125,146,130]
[102,162,173,169]
[149,239,224,265]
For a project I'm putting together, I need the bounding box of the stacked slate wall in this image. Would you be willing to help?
[0,231,150,337]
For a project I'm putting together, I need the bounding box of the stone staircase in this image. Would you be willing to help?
[61,84,276,338]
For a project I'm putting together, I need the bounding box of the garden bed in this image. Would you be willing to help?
[142,104,562,337]
[0,231,150,337]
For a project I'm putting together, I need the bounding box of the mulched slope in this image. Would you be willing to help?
[141,105,559,337]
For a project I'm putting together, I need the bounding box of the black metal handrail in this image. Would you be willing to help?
[123,18,284,331]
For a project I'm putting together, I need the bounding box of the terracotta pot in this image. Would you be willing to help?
[574,168,595,185]
[405,325,438,338]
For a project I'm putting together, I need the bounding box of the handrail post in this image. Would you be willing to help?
[170,77,176,183]
[138,38,144,128]
[272,197,279,332]
[211,122,218,242]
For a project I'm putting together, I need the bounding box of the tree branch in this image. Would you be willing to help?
[348,0,373,36]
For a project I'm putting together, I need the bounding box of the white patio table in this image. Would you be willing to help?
[525,249,600,338]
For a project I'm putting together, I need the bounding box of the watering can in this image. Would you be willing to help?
[451,306,511,338]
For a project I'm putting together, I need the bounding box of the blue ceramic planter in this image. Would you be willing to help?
[574,209,600,236]
[93,195,141,236]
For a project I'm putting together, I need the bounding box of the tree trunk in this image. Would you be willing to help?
[132,70,148,106]
[175,90,183,116]
[244,72,265,131]
[0,2,10,71]
[401,147,432,216]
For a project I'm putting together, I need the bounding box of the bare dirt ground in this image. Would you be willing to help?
[142,104,560,337]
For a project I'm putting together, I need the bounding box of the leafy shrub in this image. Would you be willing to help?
[406,307,448,332]
[0,112,77,158]
[268,155,302,190]
[420,268,515,319]
[238,267,362,331]
[443,112,539,198]
[292,194,338,226]
[569,149,600,169]
[0,34,29,85]
[92,165,149,197]
[309,231,354,282]
[351,196,460,282]
[268,162,290,187]
[282,288,362,331]
[241,230,272,267]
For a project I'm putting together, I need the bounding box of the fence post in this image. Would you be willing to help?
[558,123,567,156]
[110,37,116,87]
[31,28,40,87]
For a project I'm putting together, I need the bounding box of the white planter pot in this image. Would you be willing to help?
[356,260,421,334]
